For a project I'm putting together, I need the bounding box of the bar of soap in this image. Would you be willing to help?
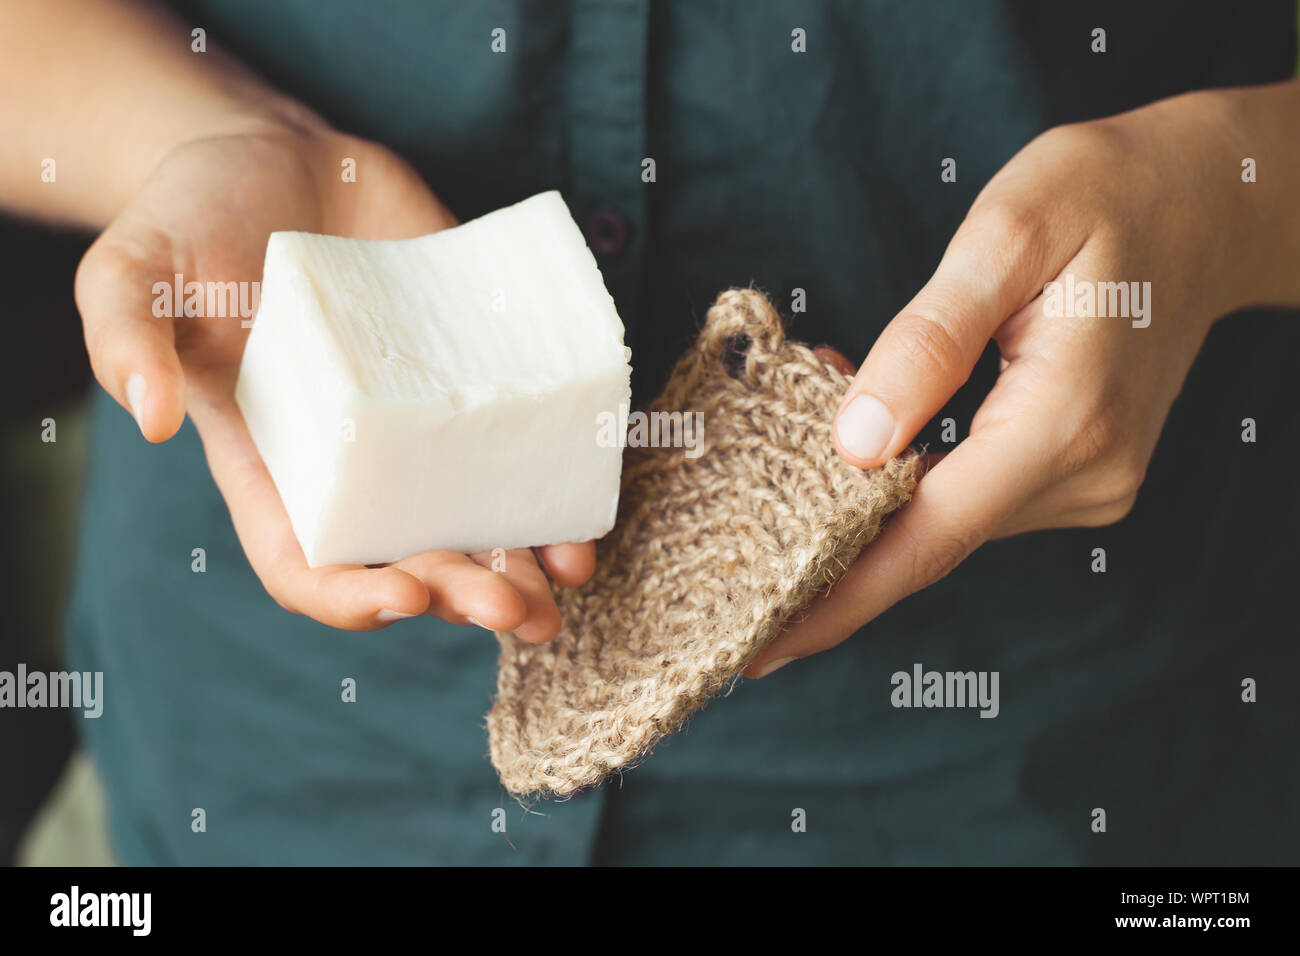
[235,191,632,567]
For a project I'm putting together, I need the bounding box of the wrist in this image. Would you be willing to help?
[1168,83,1300,315]
[195,91,333,144]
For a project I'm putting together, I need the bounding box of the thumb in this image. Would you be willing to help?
[75,240,188,443]
[833,208,1056,467]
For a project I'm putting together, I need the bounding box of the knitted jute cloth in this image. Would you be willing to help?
[488,288,923,797]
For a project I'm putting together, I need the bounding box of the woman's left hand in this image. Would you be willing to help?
[748,82,1300,678]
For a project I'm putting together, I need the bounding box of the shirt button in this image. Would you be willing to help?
[584,206,630,257]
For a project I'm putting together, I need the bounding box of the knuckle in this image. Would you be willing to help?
[1054,408,1148,520]
[1055,409,1122,477]
[1078,490,1139,527]
[1073,453,1147,524]
[971,201,1045,263]
[73,237,113,294]
[1048,120,1132,162]
[906,527,973,591]
[892,311,970,384]
[76,238,141,301]
[1094,458,1146,511]
[260,578,301,617]
[955,200,1051,299]
[1031,122,1086,153]
[76,240,157,359]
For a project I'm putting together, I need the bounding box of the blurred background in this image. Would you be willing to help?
[1,220,92,865]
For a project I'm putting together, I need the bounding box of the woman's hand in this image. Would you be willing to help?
[749,84,1299,677]
[75,125,593,637]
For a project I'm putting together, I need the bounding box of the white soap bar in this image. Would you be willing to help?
[235,191,632,567]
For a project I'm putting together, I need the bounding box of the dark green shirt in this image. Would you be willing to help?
[68,0,1300,864]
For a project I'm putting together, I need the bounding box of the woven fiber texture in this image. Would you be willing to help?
[488,288,923,797]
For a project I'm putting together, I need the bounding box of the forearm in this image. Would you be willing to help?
[1220,78,1300,309]
[0,0,324,228]
[1149,79,1300,312]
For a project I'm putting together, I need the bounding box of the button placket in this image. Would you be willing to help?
[567,0,649,316]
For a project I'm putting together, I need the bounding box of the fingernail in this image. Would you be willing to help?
[836,394,894,462]
[126,373,147,432]
[466,616,491,630]
[752,656,797,679]
[376,608,416,623]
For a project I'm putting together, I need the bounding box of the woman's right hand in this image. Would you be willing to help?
[75,124,594,637]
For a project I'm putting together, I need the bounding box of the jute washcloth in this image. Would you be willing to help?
[488,288,923,797]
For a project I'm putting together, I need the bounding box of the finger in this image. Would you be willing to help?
[74,236,188,442]
[393,551,527,631]
[471,548,563,644]
[747,416,1054,677]
[536,541,596,587]
[315,142,460,239]
[301,564,431,631]
[812,346,857,376]
[833,205,1083,468]
[187,393,431,630]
